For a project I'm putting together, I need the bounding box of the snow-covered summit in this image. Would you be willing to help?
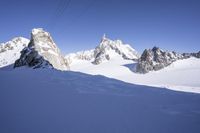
[65,34,139,65]
[92,34,139,64]
[14,28,69,70]
[0,37,29,68]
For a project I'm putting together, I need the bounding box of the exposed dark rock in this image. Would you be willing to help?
[14,47,52,69]
[14,28,69,70]
[190,51,200,58]
[136,47,183,73]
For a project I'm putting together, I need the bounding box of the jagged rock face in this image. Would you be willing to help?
[192,51,200,58]
[92,34,139,64]
[182,51,200,59]
[0,37,29,68]
[182,53,191,59]
[14,28,69,70]
[14,47,53,69]
[136,47,183,73]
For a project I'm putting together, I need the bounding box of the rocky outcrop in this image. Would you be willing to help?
[14,47,53,69]
[14,28,69,70]
[92,34,139,64]
[191,51,200,58]
[182,51,200,59]
[136,47,183,73]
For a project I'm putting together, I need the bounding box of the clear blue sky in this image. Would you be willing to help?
[0,0,200,54]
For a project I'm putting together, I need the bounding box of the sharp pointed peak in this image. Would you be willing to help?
[101,33,109,42]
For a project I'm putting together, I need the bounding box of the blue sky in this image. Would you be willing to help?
[0,0,200,54]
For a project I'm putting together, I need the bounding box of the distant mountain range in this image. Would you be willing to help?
[0,28,200,93]
[0,28,199,73]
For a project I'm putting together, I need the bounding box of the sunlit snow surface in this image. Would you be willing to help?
[69,56,200,94]
[0,67,200,133]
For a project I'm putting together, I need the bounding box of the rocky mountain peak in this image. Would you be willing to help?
[14,28,69,70]
[92,35,139,64]
[136,47,183,73]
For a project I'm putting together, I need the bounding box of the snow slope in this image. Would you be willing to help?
[0,37,29,68]
[0,67,200,133]
[69,55,200,94]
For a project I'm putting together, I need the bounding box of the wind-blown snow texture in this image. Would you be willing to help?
[0,67,200,133]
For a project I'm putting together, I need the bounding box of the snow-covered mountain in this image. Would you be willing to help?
[93,34,139,64]
[0,37,29,68]
[65,34,139,65]
[1,28,200,133]
[0,28,200,93]
[14,28,69,70]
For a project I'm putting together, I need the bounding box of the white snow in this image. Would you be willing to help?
[36,41,52,49]
[65,49,95,64]
[32,28,46,35]
[69,56,200,94]
[46,49,59,56]
[0,67,200,133]
[0,37,29,68]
